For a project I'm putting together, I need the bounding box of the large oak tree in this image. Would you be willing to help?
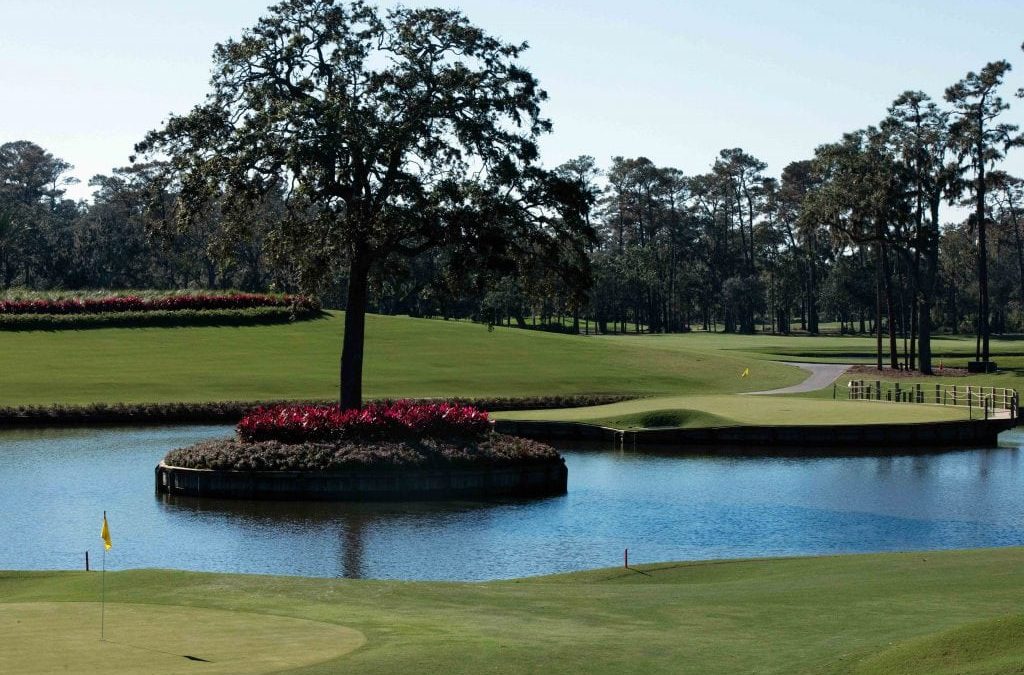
[137,0,592,408]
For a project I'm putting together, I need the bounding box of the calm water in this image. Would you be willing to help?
[1,425,1023,581]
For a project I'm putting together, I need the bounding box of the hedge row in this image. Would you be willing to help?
[163,434,561,471]
[0,395,633,428]
[0,292,317,315]
[1,288,265,301]
[0,306,323,331]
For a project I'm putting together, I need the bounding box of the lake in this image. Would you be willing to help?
[1,425,1022,580]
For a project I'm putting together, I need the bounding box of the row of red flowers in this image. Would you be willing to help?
[237,401,492,443]
[0,293,318,315]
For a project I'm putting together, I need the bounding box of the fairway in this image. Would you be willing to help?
[0,312,808,405]
[4,313,1023,428]
[3,548,1024,674]
[0,602,364,674]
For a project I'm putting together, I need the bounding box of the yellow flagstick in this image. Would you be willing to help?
[741,368,750,378]
[100,511,111,640]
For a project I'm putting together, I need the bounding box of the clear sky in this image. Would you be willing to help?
[2,0,1023,201]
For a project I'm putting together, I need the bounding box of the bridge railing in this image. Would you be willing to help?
[846,380,1018,420]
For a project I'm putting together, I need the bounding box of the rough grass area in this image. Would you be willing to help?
[2,547,1023,674]
[850,614,1024,675]
[164,433,560,471]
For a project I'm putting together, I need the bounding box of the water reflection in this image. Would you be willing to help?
[157,493,507,579]
[1,425,1023,580]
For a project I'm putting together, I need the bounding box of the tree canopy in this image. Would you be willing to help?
[136,0,594,408]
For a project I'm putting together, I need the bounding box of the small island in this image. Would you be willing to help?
[156,401,567,501]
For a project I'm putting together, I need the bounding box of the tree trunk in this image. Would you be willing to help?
[1013,208,1024,309]
[882,245,899,370]
[875,247,883,370]
[919,298,932,375]
[909,296,917,372]
[976,131,990,363]
[340,257,370,410]
[807,236,819,335]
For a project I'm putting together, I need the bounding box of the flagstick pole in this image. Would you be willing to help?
[101,511,106,641]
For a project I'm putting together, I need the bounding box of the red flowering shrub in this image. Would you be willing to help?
[0,292,318,315]
[237,401,491,443]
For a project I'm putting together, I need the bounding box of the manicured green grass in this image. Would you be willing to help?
[5,313,1020,427]
[3,548,1023,674]
[0,312,806,406]
[851,614,1024,675]
[494,394,972,428]
[0,602,364,674]
[646,331,1024,389]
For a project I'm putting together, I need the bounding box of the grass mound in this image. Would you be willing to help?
[851,614,1024,675]
[593,407,733,429]
[0,601,364,674]
[164,433,561,471]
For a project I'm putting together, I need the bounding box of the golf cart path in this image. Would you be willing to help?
[745,362,852,395]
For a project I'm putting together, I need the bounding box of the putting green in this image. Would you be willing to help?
[0,602,365,674]
[493,394,972,428]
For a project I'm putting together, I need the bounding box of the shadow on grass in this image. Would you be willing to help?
[104,638,212,663]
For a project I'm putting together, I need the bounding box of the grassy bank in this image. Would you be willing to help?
[3,547,1023,674]
[2,313,1021,427]
[0,312,805,406]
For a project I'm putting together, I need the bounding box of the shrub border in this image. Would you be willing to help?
[0,306,323,331]
[0,395,633,428]
[0,292,315,314]
[163,433,560,471]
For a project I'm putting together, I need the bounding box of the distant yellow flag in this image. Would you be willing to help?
[101,513,112,551]
[741,368,750,378]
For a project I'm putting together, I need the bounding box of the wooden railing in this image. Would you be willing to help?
[847,380,1018,420]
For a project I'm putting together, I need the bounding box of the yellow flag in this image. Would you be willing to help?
[101,513,112,551]
[741,368,750,378]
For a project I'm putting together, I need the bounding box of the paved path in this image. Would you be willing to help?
[745,362,852,396]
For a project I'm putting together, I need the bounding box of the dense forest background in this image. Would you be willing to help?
[2,57,1022,374]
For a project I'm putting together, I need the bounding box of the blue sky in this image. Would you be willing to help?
[2,0,1023,201]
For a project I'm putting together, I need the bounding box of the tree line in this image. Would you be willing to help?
[2,25,1023,378]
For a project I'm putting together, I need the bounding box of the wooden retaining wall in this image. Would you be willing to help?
[492,418,1018,450]
[155,460,568,501]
